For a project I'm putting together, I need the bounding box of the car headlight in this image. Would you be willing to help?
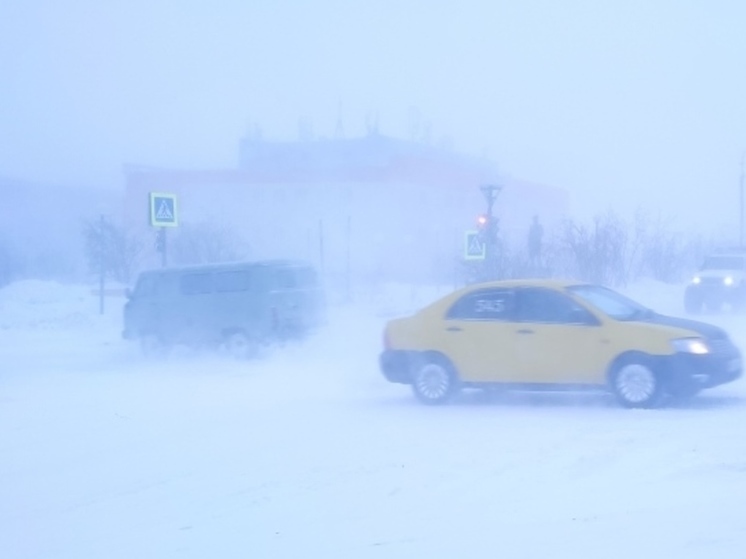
[724,276,734,286]
[671,338,710,354]
[692,276,702,285]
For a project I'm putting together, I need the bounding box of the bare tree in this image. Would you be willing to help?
[552,210,630,286]
[82,217,144,283]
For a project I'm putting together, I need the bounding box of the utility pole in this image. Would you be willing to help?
[345,215,351,303]
[99,213,106,315]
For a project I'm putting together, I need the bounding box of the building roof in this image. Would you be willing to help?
[125,134,499,189]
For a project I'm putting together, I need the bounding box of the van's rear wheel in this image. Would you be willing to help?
[140,334,169,358]
[224,330,260,359]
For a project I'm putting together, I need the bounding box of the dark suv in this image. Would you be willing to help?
[684,253,746,314]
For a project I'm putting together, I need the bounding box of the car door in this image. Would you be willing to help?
[436,288,521,382]
[513,287,607,385]
[125,273,160,336]
[213,267,265,337]
[169,271,216,344]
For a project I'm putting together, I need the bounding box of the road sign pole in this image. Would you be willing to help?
[99,213,105,315]
[149,192,177,267]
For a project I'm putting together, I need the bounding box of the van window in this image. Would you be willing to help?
[134,275,157,297]
[275,267,316,289]
[214,270,255,293]
[180,273,213,295]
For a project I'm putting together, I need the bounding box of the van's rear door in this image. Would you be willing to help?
[270,264,326,333]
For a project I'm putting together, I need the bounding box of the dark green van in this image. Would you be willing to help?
[122,259,325,357]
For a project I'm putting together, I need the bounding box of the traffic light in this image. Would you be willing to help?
[476,213,500,247]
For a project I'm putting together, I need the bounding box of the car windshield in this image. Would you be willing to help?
[566,284,653,321]
[701,256,746,270]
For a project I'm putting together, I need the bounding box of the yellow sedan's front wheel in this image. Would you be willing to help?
[610,357,665,409]
[412,356,460,405]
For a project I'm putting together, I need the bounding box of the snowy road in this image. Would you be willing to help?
[2,281,746,558]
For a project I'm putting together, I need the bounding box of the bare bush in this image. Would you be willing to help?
[637,215,719,283]
[548,210,630,286]
[82,217,144,283]
[448,208,724,289]
[472,209,721,287]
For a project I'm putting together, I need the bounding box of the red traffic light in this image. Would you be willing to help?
[477,214,488,228]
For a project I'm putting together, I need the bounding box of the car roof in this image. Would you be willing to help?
[463,278,585,290]
[415,278,592,316]
[138,259,314,276]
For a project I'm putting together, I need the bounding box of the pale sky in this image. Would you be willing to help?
[2,0,746,229]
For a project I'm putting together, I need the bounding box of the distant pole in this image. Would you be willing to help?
[738,152,746,248]
[453,227,459,291]
[318,219,325,275]
[345,215,352,302]
[99,214,105,315]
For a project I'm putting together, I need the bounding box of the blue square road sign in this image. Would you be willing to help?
[150,192,178,227]
[464,230,486,260]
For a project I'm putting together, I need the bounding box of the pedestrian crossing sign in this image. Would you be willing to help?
[149,192,178,227]
[464,230,485,260]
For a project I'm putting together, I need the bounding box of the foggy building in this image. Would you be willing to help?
[123,134,569,285]
[0,177,116,282]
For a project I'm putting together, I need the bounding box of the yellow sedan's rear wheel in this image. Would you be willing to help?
[411,357,459,405]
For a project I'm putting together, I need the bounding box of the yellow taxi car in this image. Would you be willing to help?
[379,280,742,408]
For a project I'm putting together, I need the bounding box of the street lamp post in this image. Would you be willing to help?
[480,183,502,220]
[99,213,106,315]
[479,183,502,279]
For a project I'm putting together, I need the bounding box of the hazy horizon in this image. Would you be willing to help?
[3,0,746,228]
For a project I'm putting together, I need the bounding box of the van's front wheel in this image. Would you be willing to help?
[140,333,169,358]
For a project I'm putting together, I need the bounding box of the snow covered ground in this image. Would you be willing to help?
[2,279,746,558]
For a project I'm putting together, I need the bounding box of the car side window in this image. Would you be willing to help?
[275,269,298,289]
[134,275,157,297]
[214,270,255,293]
[517,287,594,324]
[446,289,515,321]
[180,273,213,295]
